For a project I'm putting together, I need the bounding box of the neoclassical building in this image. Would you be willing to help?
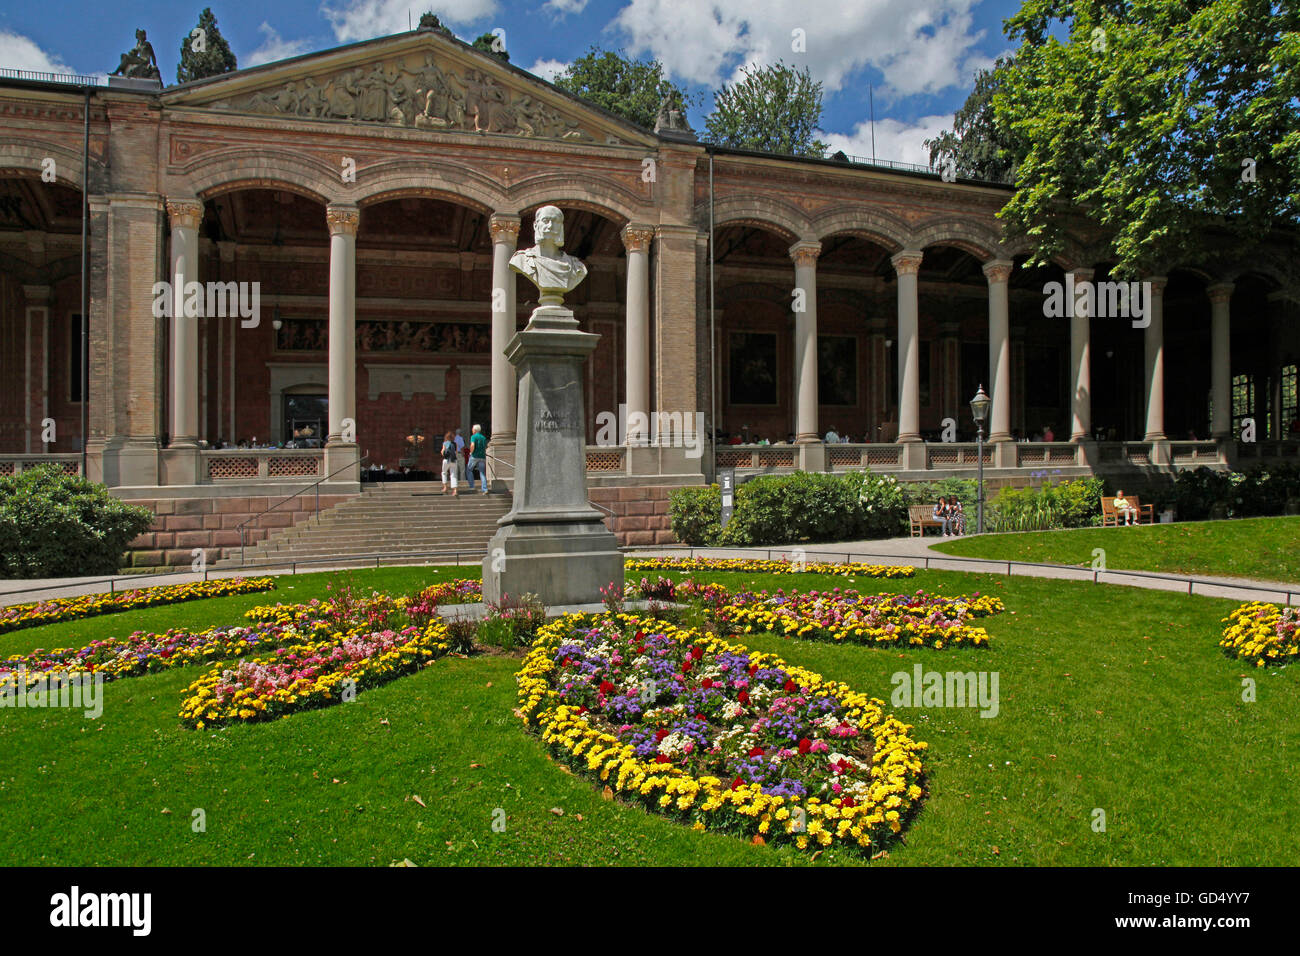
[1,27,1297,562]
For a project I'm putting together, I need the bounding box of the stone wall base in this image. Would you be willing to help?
[124,494,354,568]
[589,485,681,547]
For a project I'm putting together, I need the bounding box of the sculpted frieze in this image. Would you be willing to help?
[212,52,609,144]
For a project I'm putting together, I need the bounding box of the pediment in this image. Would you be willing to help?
[162,30,654,148]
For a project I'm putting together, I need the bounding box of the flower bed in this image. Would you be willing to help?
[625,557,916,579]
[1220,602,1300,666]
[518,612,926,853]
[721,587,1002,649]
[0,577,276,635]
[1,610,339,694]
[180,591,450,728]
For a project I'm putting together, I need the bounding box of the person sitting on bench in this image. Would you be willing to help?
[1113,489,1138,526]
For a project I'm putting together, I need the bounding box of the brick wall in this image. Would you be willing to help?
[589,485,678,546]
[125,493,353,567]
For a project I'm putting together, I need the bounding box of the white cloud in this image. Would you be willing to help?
[544,0,590,15]
[528,58,569,83]
[0,29,77,75]
[321,0,500,42]
[610,0,987,99]
[821,114,951,168]
[245,23,314,68]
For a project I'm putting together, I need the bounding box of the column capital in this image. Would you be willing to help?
[891,249,924,275]
[1207,281,1235,304]
[789,239,821,267]
[489,213,521,244]
[165,198,204,230]
[982,258,1014,283]
[326,203,360,237]
[621,223,656,254]
[1069,267,1094,282]
[1145,275,1168,293]
[22,284,53,303]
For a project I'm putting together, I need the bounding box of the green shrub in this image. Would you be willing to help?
[0,466,155,578]
[987,477,1102,532]
[848,471,908,538]
[720,471,861,546]
[667,484,722,545]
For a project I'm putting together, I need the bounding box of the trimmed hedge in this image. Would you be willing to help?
[0,466,155,578]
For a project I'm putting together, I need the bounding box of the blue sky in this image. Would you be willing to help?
[0,0,1020,164]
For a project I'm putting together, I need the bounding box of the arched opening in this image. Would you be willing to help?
[1011,255,1071,441]
[0,176,85,456]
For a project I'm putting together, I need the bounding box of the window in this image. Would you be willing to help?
[1231,373,1254,437]
[68,313,87,402]
[1283,364,1298,434]
[283,394,327,447]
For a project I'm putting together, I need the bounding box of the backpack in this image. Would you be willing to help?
[442,441,455,462]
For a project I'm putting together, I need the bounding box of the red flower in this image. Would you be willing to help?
[682,660,693,673]
[654,728,669,741]
[560,656,572,667]
[731,776,744,790]
[701,677,713,689]
[690,645,703,660]
[577,706,588,715]
[782,679,796,692]
[635,630,645,642]
[798,738,812,754]
[598,680,614,695]
[738,691,750,705]
[748,664,759,676]
[655,754,670,763]
[841,796,856,808]
[748,746,765,757]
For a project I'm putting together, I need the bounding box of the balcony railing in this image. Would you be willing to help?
[0,454,82,477]
[202,449,323,482]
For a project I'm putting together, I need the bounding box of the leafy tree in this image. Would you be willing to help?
[417,12,453,35]
[994,0,1300,278]
[176,8,237,83]
[924,55,1021,183]
[552,47,696,131]
[472,32,509,63]
[704,61,828,158]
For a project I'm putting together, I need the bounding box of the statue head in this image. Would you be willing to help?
[136,29,147,42]
[533,205,565,250]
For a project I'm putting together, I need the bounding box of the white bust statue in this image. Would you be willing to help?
[510,205,587,301]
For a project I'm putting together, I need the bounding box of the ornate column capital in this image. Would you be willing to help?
[489,213,521,244]
[1146,275,1168,294]
[165,198,204,230]
[891,249,924,276]
[621,223,656,254]
[789,239,821,268]
[1069,267,1094,282]
[982,258,1014,283]
[326,203,360,237]
[1207,281,1235,304]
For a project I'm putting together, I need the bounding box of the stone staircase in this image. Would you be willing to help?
[214,482,512,569]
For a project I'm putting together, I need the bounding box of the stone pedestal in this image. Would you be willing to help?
[482,303,623,606]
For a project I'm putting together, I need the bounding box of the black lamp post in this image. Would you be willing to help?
[970,384,991,533]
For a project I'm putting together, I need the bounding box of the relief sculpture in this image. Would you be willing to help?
[219,50,606,143]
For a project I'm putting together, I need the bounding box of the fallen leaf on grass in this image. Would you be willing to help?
[411,795,426,808]
[550,807,564,816]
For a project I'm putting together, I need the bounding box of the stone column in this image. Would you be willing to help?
[892,250,925,444]
[1069,268,1094,442]
[22,285,51,454]
[790,240,821,445]
[1208,281,1234,439]
[1143,276,1168,441]
[325,203,359,481]
[166,198,203,447]
[622,223,655,445]
[983,258,1014,442]
[488,213,520,458]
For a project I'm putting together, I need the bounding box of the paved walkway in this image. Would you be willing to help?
[1,535,1295,608]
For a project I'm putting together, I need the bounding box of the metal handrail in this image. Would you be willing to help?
[237,454,370,565]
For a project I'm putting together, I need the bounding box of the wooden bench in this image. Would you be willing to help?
[908,505,944,537]
[1101,495,1155,526]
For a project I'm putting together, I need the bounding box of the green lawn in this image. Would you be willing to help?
[932,515,1300,587]
[2,565,1295,866]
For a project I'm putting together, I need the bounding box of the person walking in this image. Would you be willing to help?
[467,423,488,494]
[454,427,467,480]
[440,430,459,496]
